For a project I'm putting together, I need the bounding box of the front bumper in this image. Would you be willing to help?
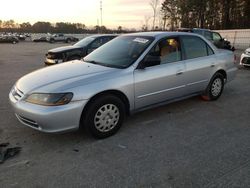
[9,92,87,133]
[240,53,250,66]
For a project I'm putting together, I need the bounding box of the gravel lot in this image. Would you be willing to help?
[0,42,249,188]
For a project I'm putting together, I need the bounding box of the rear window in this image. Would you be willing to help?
[212,32,222,42]
[193,30,203,35]
[204,31,212,40]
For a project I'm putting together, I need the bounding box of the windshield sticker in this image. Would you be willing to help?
[133,38,149,43]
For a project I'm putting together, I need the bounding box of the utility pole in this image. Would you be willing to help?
[100,1,103,27]
[97,19,100,33]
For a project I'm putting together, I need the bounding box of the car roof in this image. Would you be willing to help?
[122,31,204,39]
[88,34,118,38]
[193,28,210,31]
[177,28,211,31]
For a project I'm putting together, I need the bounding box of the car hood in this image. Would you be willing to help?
[48,46,83,53]
[16,60,117,94]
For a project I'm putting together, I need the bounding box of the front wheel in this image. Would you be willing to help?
[81,95,126,139]
[201,73,224,101]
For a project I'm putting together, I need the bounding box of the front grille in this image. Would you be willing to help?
[11,86,24,101]
[16,114,39,128]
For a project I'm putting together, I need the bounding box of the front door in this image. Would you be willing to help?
[134,37,187,109]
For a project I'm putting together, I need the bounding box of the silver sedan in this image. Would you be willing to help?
[9,32,237,138]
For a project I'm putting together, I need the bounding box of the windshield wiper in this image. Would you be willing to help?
[83,59,124,69]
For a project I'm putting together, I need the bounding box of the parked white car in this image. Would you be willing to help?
[240,48,250,67]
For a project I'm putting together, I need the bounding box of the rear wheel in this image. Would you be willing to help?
[81,95,125,139]
[66,38,71,43]
[201,73,224,101]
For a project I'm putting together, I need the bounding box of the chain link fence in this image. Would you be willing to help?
[215,29,250,50]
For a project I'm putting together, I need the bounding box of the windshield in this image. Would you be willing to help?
[74,36,96,47]
[83,36,154,68]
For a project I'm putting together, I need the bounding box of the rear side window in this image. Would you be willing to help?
[181,36,212,59]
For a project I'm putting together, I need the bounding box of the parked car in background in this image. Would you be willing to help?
[0,36,19,44]
[10,32,237,138]
[16,34,26,41]
[46,33,79,43]
[177,28,235,51]
[240,48,250,67]
[45,34,117,65]
[33,37,47,42]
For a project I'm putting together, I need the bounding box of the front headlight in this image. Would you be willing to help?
[25,93,73,106]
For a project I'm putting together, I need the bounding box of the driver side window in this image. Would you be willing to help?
[145,37,182,67]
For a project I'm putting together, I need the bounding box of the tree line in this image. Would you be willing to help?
[0,20,129,34]
[161,0,250,30]
[1,0,249,34]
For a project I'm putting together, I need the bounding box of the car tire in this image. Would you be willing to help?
[201,72,224,101]
[50,39,55,43]
[66,38,71,43]
[81,95,126,139]
[12,41,17,44]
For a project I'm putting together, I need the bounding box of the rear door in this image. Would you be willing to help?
[134,37,187,109]
[180,35,216,93]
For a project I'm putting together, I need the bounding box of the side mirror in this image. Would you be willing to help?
[137,55,161,69]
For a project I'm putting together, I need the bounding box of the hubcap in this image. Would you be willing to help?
[94,104,120,132]
[211,78,222,97]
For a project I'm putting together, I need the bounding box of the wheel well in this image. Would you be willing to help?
[82,90,130,116]
[216,69,227,80]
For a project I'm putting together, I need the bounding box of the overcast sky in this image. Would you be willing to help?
[0,0,160,29]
